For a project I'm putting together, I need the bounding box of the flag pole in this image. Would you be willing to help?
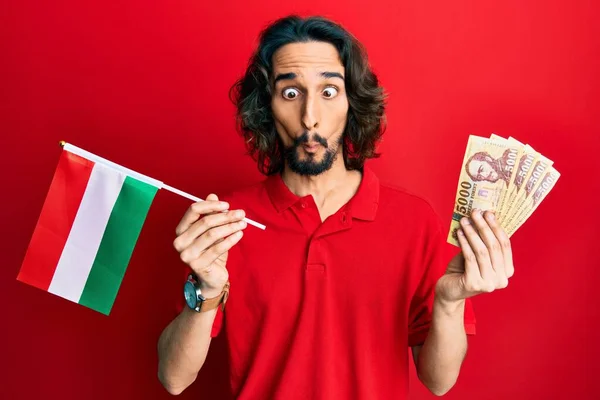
[59,141,266,230]
[161,183,266,230]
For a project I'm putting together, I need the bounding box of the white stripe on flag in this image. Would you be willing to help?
[48,163,126,303]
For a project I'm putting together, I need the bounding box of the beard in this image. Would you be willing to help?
[485,169,500,182]
[487,158,507,183]
[283,131,343,176]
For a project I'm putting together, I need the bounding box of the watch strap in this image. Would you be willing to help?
[198,281,230,312]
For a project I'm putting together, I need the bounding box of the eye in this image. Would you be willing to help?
[282,88,300,100]
[322,86,339,99]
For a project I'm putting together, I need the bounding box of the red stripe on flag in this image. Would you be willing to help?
[17,150,94,291]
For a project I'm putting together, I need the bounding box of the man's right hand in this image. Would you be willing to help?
[173,193,247,299]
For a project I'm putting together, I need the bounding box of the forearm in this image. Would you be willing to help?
[416,297,468,396]
[157,307,218,395]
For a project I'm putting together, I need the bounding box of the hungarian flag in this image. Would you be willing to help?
[17,143,162,315]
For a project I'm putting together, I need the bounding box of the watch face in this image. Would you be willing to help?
[184,281,197,309]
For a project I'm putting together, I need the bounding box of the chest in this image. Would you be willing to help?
[226,217,421,318]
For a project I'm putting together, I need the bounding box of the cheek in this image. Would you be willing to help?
[324,97,349,130]
[335,96,349,119]
[271,101,300,139]
[271,100,287,126]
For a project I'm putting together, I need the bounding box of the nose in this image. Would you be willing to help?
[301,94,320,132]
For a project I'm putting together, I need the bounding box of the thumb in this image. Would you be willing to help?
[206,193,219,202]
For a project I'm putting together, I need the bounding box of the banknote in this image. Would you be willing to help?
[448,134,560,247]
[496,141,540,226]
[447,135,522,246]
[506,167,561,236]
[502,152,554,230]
[490,134,526,221]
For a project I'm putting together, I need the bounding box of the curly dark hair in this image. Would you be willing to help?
[229,15,387,176]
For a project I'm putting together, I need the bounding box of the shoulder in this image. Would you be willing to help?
[374,179,445,240]
[218,178,269,207]
[378,181,440,221]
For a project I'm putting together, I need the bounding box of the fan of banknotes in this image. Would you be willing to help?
[447,134,560,246]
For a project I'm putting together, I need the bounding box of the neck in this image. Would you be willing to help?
[281,155,361,219]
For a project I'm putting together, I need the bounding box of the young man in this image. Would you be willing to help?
[158,15,514,399]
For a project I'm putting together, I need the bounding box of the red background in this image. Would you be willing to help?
[2,1,598,399]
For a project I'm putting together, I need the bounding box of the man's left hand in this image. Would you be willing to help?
[436,209,514,303]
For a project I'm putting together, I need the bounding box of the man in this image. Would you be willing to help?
[158,15,514,399]
[465,149,513,184]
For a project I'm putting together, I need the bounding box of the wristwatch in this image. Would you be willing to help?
[184,273,230,313]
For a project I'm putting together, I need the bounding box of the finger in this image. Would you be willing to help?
[179,219,247,264]
[456,228,479,279]
[485,210,514,279]
[457,224,493,294]
[460,216,494,285]
[191,230,244,273]
[471,210,506,283]
[174,209,246,252]
[175,195,230,236]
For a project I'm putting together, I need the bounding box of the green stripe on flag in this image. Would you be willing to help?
[78,176,158,315]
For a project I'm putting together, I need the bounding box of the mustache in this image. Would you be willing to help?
[293,131,328,148]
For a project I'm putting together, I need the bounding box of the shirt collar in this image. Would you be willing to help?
[264,166,379,221]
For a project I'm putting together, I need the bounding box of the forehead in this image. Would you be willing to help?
[272,42,344,75]
[468,159,484,170]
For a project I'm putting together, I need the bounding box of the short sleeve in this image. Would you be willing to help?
[176,267,225,338]
[407,208,476,347]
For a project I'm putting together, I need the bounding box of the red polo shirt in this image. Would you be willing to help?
[193,166,475,399]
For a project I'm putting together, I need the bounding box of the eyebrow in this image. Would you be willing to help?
[273,71,345,84]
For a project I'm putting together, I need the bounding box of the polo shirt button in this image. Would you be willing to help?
[301,202,307,208]
[341,213,347,223]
